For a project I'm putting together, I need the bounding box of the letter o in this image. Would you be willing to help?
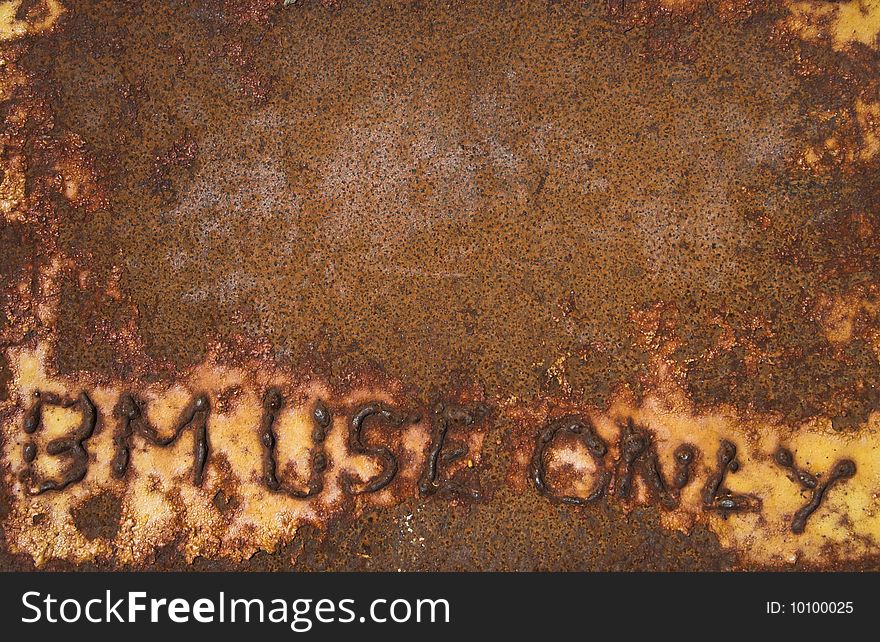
[390,599,412,623]
[60,599,82,623]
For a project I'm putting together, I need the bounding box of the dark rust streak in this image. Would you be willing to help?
[701,439,760,516]
[312,399,330,442]
[615,418,651,500]
[774,447,818,489]
[419,402,485,496]
[529,415,609,505]
[792,460,856,535]
[671,444,696,490]
[24,391,97,495]
[774,447,857,534]
[194,422,209,487]
[260,387,283,491]
[341,402,405,495]
[259,387,329,498]
[111,392,211,486]
[613,419,695,509]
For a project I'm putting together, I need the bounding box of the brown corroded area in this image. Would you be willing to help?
[1,0,879,570]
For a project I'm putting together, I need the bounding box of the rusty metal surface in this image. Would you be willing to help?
[1,0,879,570]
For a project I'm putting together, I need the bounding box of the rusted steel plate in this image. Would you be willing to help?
[1,0,879,570]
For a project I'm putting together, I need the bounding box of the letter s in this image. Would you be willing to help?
[22,591,42,623]
[337,599,356,623]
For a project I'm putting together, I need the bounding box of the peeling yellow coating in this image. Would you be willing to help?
[786,0,880,51]
[854,99,880,160]
[523,384,880,566]
[4,338,880,567]
[805,100,880,169]
[782,2,880,169]
[1,343,434,565]
[0,0,64,43]
[618,393,880,565]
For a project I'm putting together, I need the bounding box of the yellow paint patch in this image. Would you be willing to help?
[786,0,880,51]
[628,394,880,566]
[1,343,434,565]
[800,100,880,171]
[4,332,880,567]
[514,380,880,567]
[854,99,880,160]
[0,0,64,42]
